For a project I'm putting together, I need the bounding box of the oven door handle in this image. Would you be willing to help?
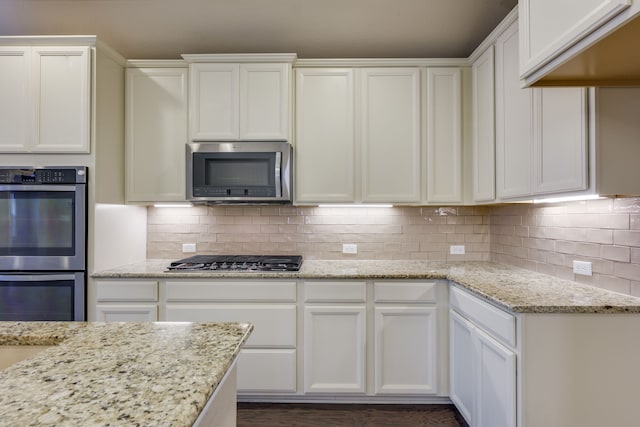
[0,274,77,282]
[0,185,81,192]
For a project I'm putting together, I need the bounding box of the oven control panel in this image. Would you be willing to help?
[0,167,86,184]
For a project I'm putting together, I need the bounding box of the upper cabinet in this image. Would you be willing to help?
[294,61,464,206]
[0,45,90,153]
[183,54,296,141]
[519,0,640,86]
[494,18,589,201]
[361,68,421,203]
[125,65,188,203]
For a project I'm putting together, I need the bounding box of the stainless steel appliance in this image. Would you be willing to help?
[186,141,292,204]
[167,255,303,272]
[0,166,87,321]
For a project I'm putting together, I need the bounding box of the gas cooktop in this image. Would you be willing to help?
[166,255,303,272]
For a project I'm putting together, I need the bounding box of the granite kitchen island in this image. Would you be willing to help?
[0,321,252,426]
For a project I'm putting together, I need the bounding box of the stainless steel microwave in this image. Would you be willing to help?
[186,141,292,204]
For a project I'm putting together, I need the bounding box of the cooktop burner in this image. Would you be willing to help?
[166,255,303,272]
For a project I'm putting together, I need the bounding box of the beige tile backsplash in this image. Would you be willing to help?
[147,197,640,297]
[147,206,491,262]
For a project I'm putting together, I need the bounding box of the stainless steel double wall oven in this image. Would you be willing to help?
[0,166,87,321]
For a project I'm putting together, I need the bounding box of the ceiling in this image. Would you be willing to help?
[0,0,517,60]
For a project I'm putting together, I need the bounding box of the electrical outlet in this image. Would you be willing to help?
[450,245,465,255]
[573,260,593,276]
[342,243,358,254]
[182,243,197,253]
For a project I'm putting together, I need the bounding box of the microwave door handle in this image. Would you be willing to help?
[275,152,282,198]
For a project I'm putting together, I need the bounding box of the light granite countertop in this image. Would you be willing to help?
[93,259,640,314]
[0,321,252,426]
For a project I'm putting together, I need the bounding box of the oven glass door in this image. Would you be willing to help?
[0,185,86,270]
[0,273,85,321]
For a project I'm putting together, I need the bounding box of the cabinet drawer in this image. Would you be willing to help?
[95,280,158,302]
[304,281,366,302]
[374,281,438,303]
[95,304,158,322]
[165,303,296,347]
[164,281,297,302]
[237,349,297,393]
[450,285,516,348]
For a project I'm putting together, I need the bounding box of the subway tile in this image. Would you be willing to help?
[630,215,640,230]
[613,230,640,247]
[614,262,640,281]
[601,245,631,262]
[613,198,640,213]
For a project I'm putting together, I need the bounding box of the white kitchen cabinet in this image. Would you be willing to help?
[186,58,292,141]
[162,280,298,394]
[519,0,640,86]
[94,280,159,322]
[361,68,421,203]
[294,68,355,203]
[373,281,439,395]
[449,287,516,427]
[532,87,588,195]
[424,67,462,203]
[496,19,589,201]
[125,66,188,202]
[495,20,533,200]
[0,45,90,153]
[471,46,496,203]
[303,281,366,394]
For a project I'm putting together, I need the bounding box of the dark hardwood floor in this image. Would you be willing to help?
[237,403,467,427]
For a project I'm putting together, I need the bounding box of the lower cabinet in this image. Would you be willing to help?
[449,286,516,427]
[163,280,298,394]
[303,281,367,393]
[94,280,159,321]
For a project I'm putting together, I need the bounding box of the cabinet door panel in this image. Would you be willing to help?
[240,63,289,140]
[304,305,366,393]
[449,310,475,425]
[496,21,533,199]
[519,0,631,78]
[32,46,90,152]
[190,63,238,140]
[533,87,588,195]
[237,349,297,393]
[294,68,355,203]
[374,306,437,394]
[125,67,188,202]
[361,68,421,202]
[475,328,516,427]
[0,47,30,152]
[95,305,158,322]
[165,304,296,347]
[472,46,496,202]
[426,67,462,203]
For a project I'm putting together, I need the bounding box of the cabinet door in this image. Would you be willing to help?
[472,47,496,202]
[31,46,90,153]
[374,306,437,394]
[532,87,588,195]
[240,63,289,140]
[475,327,516,427]
[95,305,158,321]
[304,305,366,393]
[496,21,533,199]
[125,68,188,202]
[237,349,297,393]
[0,47,30,152]
[519,0,631,79]
[189,63,239,140]
[361,68,421,203]
[425,67,462,203]
[449,310,475,426]
[294,68,355,203]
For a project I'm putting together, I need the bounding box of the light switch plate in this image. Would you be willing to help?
[450,245,465,255]
[573,260,593,276]
[342,243,358,254]
[182,243,197,253]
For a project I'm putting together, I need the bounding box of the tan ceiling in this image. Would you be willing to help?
[0,0,517,60]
